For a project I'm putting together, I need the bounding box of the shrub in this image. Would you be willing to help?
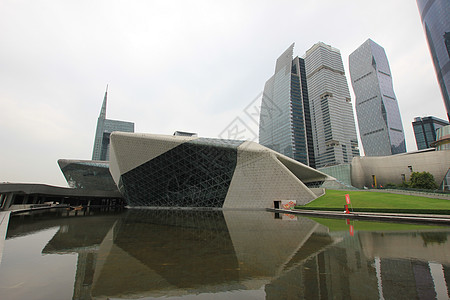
[399,181,410,188]
[409,171,438,190]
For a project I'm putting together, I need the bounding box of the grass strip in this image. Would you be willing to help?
[295,207,450,215]
[296,189,450,214]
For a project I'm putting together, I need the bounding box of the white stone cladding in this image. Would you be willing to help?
[351,150,450,188]
[223,141,320,208]
[109,132,197,184]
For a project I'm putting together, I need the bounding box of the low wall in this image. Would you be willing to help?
[310,188,326,198]
[364,189,450,200]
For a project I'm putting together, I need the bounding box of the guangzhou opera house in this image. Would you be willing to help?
[109,132,332,209]
[58,159,118,191]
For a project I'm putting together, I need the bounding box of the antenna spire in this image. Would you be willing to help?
[99,84,108,119]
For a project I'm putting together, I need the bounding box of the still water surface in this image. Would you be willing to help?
[0,209,449,300]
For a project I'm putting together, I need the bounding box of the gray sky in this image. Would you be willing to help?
[0,0,446,187]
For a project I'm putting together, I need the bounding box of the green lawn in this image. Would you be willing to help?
[297,189,450,214]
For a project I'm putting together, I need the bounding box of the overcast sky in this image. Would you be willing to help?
[0,0,447,187]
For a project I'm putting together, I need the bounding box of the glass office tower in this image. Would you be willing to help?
[416,0,450,121]
[412,116,449,150]
[259,44,315,167]
[304,42,359,168]
[349,39,406,156]
[92,87,135,161]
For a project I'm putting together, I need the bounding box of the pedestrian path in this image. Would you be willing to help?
[0,211,11,264]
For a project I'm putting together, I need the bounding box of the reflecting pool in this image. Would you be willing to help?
[0,209,449,299]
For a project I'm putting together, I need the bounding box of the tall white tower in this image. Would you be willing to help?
[304,42,359,168]
[349,39,406,156]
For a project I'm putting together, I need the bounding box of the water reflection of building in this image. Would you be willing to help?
[359,231,450,299]
[266,229,450,299]
[32,210,336,299]
[92,210,338,298]
[10,211,450,299]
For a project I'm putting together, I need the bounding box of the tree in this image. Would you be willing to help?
[408,171,438,190]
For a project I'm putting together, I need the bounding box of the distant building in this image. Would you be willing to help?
[432,124,450,150]
[173,131,198,137]
[349,39,406,156]
[259,43,315,167]
[416,0,450,121]
[92,86,134,161]
[432,125,450,190]
[413,116,449,150]
[304,42,359,168]
[259,42,359,169]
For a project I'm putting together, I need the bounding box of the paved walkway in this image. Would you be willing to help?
[268,208,450,225]
[0,211,11,264]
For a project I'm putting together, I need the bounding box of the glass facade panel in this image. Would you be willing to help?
[412,116,449,149]
[417,0,450,121]
[349,39,406,156]
[119,139,243,208]
[259,44,315,167]
[58,160,118,191]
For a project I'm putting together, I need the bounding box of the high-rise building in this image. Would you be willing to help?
[416,0,450,121]
[412,116,449,150]
[259,43,315,167]
[92,86,134,161]
[433,125,450,151]
[349,39,406,156]
[304,42,359,168]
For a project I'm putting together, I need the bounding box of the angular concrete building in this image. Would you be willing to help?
[109,132,331,209]
[350,150,450,189]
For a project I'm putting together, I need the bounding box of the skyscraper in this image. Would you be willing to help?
[92,86,134,161]
[304,42,359,168]
[416,0,450,121]
[412,116,449,150]
[349,39,406,156]
[259,43,315,167]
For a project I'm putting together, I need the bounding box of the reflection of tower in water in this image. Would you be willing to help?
[265,230,450,299]
[33,211,450,299]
